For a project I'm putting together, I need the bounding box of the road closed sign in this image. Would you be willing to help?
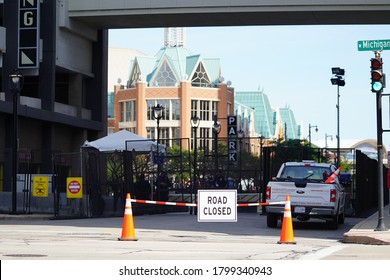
[66,177,83,199]
[198,189,237,222]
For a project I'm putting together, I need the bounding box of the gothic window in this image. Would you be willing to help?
[129,63,141,88]
[152,60,177,87]
[191,62,211,87]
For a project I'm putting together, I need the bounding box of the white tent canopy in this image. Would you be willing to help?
[82,130,165,153]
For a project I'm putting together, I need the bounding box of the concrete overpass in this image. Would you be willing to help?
[66,0,390,29]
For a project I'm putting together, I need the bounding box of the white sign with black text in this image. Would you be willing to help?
[197,189,237,222]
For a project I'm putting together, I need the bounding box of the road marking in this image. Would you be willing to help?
[299,245,347,260]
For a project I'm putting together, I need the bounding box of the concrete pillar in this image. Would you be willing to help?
[136,81,147,137]
[180,81,191,150]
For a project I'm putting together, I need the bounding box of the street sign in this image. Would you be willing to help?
[197,189,237,222]
[18,0,40,68]
[227,115,237,165]
[152,151,164,164]
[32,175,48,197]
[66,177,83,199]
[357,39,390,52]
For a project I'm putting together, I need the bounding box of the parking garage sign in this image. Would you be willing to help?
[227,115,238,164]
[18,0,40,68]
[198,189,237,222]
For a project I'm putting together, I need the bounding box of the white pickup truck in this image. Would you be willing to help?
[265,161,346,230]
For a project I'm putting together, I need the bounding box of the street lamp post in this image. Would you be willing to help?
[325,133,333,162]
[190,115,200,215]
[308,124,318,145]
[258,135,266,212]
[152,104,164,172]
[238,130,245,192]
[212,114,221,172]
[8,70,24,214]
[331,67,345,168]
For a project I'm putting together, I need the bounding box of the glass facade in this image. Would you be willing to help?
[235,91,276,138]
[107,92,114,118]
[279,107,299,140]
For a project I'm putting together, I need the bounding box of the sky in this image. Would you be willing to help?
[108,25,390,149]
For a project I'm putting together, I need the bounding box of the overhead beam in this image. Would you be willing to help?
[67,1,390,29]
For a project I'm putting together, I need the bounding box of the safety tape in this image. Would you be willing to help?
[131,199,197,207]
[131,199,286,207]
[237,201,286,207]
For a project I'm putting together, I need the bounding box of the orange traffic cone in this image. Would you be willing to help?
[118,193,138,241]
[277,195,296,244]
[325,167,342,183]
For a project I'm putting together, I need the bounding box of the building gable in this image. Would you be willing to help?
[149,56,179,87]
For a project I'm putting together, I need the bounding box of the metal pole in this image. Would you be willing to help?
[156,119,160,155]
[214,129,218,171]
[190,127,194,215]
[239,138,243,192]
[156,118,161,173]
[192,127,197,215]
[337,85,340,168]
[11,90,18,214]
[259,138,264,213]
[375,89,387,231]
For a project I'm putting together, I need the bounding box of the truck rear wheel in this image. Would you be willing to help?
[267,213,278,228]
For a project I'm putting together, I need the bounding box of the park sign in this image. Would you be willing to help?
[357,39,390,52]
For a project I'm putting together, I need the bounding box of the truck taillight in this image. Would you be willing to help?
[266,186,271,200]
[330,189,336,202]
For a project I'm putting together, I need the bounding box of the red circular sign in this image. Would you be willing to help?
[68,180,81,194]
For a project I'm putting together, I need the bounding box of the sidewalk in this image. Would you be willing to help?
[343,205,390,245]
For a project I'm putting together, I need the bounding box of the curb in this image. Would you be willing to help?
[343,231,390,245]
[0,214,54,220]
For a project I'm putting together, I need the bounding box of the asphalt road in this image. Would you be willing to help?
[1,211,387,260]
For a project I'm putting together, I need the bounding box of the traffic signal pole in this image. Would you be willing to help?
[372,51,387,231]
[375,85,387,231]
[330,67,345,168]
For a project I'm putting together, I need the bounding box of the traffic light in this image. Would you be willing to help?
[371,57,384,93]
[330,67,345,86]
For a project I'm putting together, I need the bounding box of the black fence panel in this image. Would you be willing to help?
[355,150,389,216]
[2,138,386,218]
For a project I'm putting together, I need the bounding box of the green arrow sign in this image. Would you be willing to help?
[357,39,390,51]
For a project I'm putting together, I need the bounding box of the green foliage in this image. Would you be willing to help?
[165,144,192,182]
[340,156,353,172]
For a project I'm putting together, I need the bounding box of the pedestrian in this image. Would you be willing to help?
[213,170,227,189]
[134,173,151,200]
[155,171,171,201]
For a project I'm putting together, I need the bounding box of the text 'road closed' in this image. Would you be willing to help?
[198,190,237,222]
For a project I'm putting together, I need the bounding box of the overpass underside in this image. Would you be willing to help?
[67,1,390,29]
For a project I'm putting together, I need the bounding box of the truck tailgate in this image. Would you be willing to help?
[267,181,336,207]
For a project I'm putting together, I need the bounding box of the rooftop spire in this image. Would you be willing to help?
[164,27,186,47]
